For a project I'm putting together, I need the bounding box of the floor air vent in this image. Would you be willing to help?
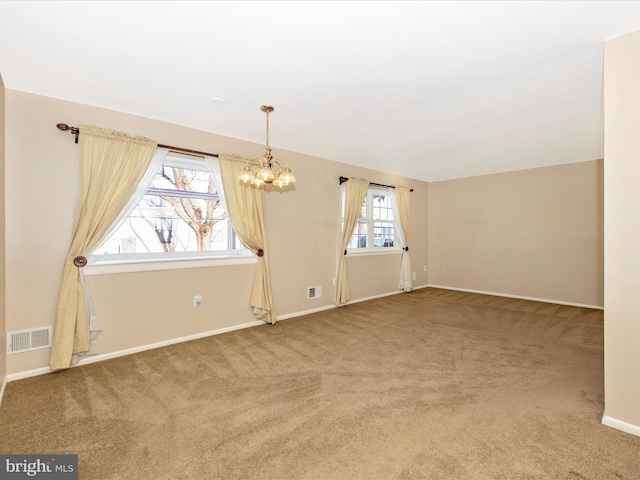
[7,327,53,354]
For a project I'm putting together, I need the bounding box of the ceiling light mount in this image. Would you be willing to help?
[238,105,295,189]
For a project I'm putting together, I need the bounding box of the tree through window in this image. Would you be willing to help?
[91,155,245,261]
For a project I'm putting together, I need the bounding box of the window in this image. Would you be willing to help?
[343,186,398,253]
[90,155,249,266]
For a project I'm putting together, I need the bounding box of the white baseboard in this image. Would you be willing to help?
[427,284,604,310]
[7,286,431,381]
[72,320,267,368]
[276,304,336,321]
[0,375,7,408]
[7,367,51,382]
[343,284,428,306]
[602,415,640,437]
[276,285,428,321]
[7,320,266,382]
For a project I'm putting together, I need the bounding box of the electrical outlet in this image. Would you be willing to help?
[412,271,416,281]
[194,295,202,308]
[423,265,427,272]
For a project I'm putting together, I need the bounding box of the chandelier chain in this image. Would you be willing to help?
[265,109,270,150]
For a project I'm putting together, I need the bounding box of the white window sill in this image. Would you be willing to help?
[84,255,258,276]
[345,248,402,257]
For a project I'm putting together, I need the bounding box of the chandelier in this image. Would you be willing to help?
[238,105,296,188]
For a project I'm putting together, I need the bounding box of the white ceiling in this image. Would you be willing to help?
[2,1,640,182]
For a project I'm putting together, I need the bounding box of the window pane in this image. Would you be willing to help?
[374,222,395,247]
[153,165,212,194]
[343,186,397,251]
[348,221,368,249]
[94,195,231,254]
[372,193,392,221]
[91,159,247,260]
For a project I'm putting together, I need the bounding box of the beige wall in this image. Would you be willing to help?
[428,160,604,307]
[4,90,429,375]
[4,88,608,379]
[0,74,6,391]
[603,29,640,433]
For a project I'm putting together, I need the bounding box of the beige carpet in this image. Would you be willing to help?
[1,288,639,479]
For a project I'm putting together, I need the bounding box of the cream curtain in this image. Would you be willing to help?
[391,186,412,292]
[336,178,369,305]
[90,148,168,251]
[50,126,157,371]
[218,154,275,324]
[204,156,228,221]
[70,147,167,366]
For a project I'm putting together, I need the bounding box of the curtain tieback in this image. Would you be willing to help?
[256,249,264,257]
[73,256,88,267]
[403,246,409,252]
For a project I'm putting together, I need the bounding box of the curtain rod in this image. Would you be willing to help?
[56,123,219,158]
[339,176,413,192]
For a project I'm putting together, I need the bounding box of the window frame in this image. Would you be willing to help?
[343,185,401,256]
[85,154,254,275]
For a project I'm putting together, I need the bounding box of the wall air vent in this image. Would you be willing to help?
[308,286,322,299]
[7,327,53,354]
